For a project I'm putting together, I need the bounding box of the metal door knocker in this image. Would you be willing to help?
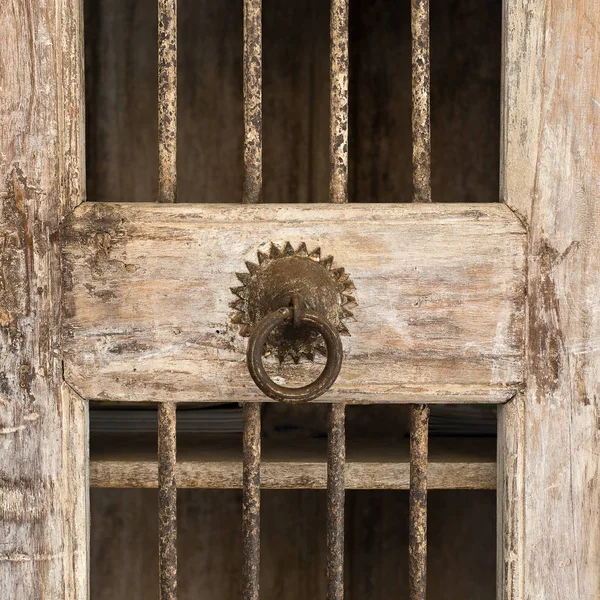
[230,242,357,402]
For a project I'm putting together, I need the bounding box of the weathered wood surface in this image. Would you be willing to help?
[90,488,496,600]
[89,434,496,490]
[0,0,88,599]
[497,395,524,600]
[500,0,600,597]
[62,202,526,404]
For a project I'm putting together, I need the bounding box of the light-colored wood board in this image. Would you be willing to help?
[89,434,496,489]
[0,1,88,599]
[497,395,524,600]
[500,0,600,597]
[62,202,526,404]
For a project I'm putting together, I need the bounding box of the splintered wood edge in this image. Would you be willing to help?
[64,200,526,229]
[73,386,516,405]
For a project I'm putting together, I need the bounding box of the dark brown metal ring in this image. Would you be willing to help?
[246,307,343,403]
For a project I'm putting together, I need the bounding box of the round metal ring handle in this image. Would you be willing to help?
[246,307,343,403]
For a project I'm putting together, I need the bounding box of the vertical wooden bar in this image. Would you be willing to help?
[242,403,262,600]
[409,404,429,600]
[330,0,350,204]
[243,0,262,204]
[158,403,177,600]
[411,0,431,202]
[158,0,177,203]
[327,403,346,600]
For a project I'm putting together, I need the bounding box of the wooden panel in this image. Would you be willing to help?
[84,0,500,205]
[0,1,89,599]
[500,0,600,597]
[89,434,496,489]
[90,489,496,600]
[62,202,526,404]
[84,0,330,205]
[350,0,501,204]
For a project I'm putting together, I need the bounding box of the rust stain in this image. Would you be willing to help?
[242,402,261,600]
[330,0,349,204]
[327,402,345,600]
[158,0,177,203]
[231,242,355,362]
[158,402,177,600]
[409,404,429,600]
[243,0,262,204]
[411,0,431,202]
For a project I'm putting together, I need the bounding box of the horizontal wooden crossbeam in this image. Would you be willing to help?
[89,434,496,490]
[62,202,526,404]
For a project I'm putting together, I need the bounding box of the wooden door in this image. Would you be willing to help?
[1,1,599,600]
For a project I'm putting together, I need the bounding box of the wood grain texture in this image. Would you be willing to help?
[0,0,88,598]
[501,0,600,597]
[90,488,496,600]
[89,434,496,490]
[497,395,524,600]
[62,202,526,404]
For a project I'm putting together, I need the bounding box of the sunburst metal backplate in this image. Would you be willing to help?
[230,242,357,363]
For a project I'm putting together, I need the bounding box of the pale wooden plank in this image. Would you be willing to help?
[89,434,496,489]
[0,0,88,598]
[61,0,87,213]
[63,386,90,600]
[500,0,600,597]
[497,395,524,600]
[62,202,526,404]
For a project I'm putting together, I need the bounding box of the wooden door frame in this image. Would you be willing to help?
[498,0,600,597]
[1,0,598,597]
[0,0,88,599]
